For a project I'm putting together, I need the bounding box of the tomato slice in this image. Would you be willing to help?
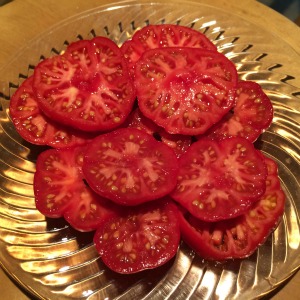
[171,137,267,221]
[135,47,238,135]
[33,37,136,132]
[178,155,285,260]
[93,198,180,273]
[202,80,274,142]
[34,145,119,231]
[121,24,217,77]
[125,108,192,157]
[82,128,179,205]
[9,76,92,148]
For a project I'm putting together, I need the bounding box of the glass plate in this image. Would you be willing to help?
[1,1,300,299]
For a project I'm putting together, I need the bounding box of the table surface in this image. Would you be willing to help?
[0,0,300,299]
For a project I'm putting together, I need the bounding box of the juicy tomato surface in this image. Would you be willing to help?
[34,145,119,231]
[121,24,217,77]
[125,108,192,157]
[9,76,92,148]
[135,47,238,135]
[171,136,268,221]
[33,37,136,132]
[178,155,285,261]
[93,198,181,274]
[203,80,273,142]
[82,128,179,205]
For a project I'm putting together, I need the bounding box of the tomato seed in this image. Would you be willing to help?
[116,242,123,249]
[145,242,151,250]
[111,185,118,191]
[162,236,169,244]
[129,253,137,260]
[236,225,245,240]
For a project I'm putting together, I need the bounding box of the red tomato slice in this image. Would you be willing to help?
[9,76,92,148]
[82,128,179,205]
[135,47,238,135]
[178,155,285,260]
[125,108,192,157]
[121,24,217,77]
[202,80,274,142]
[34,145,119,231]
[93,198,180,274]
[33,37,136,132]
[171,137,267,221]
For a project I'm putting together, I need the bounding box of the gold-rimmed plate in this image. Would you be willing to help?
[1,1,300,299]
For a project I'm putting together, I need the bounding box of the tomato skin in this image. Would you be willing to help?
[202,80,274,142]
[9,76,92,148]
[93,198,180,274]
[121,24,217,77]
[135,47,238,135]
[171,137,268,221]
[178,155,285,261]
[33,37,136,132]
[82,128,179,205]
[34,145,120,231]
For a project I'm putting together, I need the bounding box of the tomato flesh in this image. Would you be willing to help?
[9,76,92,148]
[33,37,136,132]
[171,137,268,221]
[178,155,285,260]
[82,128,179,205]
[121,24,217,77]
[135,47,238,135]
[34,145,119,231]
[93,198,180,274]
[125,108,192,157]
[203,80,273,142]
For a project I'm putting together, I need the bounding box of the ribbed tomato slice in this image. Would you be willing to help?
[94,198,180,273]
[33,37,135,132]
[82,128,179,205]
[171,137,268,221]
[135,47,238,135]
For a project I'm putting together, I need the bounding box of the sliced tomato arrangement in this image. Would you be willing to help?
[9,24,283,274]
[171,137,268,221]
[34,145,120,231]
[82,128,179,205]
[135,47,238,135]
[121,24,217,77]
[202,80,274,142]
[93,198,180,274]
[33,37,136,132]
[9,76,92,148]
[178,155,285,260]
